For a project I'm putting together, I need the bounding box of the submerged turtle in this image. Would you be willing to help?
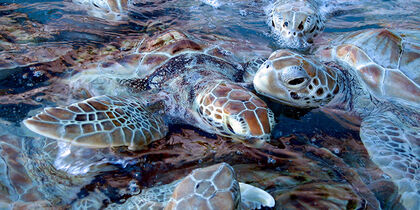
[253,28,420,209]
[23,30,275,151]
[268,0,329,49]
[100,163,274,209]
[72,0,129,20]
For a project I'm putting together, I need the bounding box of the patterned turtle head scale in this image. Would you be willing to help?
[254,49,340,108]
[194,81,275,146]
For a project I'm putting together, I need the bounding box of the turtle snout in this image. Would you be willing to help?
[271,10,321,49]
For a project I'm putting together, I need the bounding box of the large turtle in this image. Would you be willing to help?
[23,29,275,151]
[253,28,420,209]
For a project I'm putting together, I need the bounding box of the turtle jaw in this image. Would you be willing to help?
[193,81,275,145]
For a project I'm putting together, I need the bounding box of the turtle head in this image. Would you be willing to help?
[253,50,340,108]
[194,81,275,147]
[271,1,324,49]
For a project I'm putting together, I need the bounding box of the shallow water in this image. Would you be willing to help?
[0,0,419,209]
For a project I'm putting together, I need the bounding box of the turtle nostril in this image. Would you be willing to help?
[272,20,275,27]
[288,78,306,85]
[293,32,296,36]
[283,21,288,28]
[290,92,300,100]
[298,22,304,31]
[226,122,235,134]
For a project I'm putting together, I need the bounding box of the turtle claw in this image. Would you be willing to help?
[24,95,168,150]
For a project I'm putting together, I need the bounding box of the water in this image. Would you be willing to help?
[0,0,419,209]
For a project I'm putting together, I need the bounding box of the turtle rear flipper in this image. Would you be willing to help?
[361,113,419,209]
[23,95,168,151]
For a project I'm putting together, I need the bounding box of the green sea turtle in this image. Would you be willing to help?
[253,28,420,209]
[23,30,275,151]
[72,0,129,20]
[268,0,327,49]
[99,163,274,209]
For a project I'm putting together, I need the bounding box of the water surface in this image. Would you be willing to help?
[0,0,419,209]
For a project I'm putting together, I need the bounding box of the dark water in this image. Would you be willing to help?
[0,0,419,209]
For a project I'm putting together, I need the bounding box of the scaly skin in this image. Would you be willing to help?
[24,30,276,151]
[254,29,420,209]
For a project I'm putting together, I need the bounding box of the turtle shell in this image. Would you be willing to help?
[318,29,420,106]
[107,30,252,92]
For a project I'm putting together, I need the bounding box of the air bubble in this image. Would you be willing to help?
[33,71,43,77]
[382,174,391,179]
[128,180,140,194]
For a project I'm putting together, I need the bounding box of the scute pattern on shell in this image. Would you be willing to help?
[103,163,246,210]
[23,96,168,151]
[165,163,240,210]
[361,113,420,210]
[323,29,420,106]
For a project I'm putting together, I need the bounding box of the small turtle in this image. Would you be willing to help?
[253,29,420,209]
[268,0,327,49]
[72,0,129,20]
[101,163,274,209]
[23,30,275,151]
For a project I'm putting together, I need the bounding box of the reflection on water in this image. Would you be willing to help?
[0,0,419,209]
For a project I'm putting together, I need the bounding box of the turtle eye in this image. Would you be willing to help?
[288,77,306,86]
[272,20,275,27]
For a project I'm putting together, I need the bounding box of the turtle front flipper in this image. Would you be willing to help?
[23,95,168,151]
[360,113,419,209]
[193,80,276,147]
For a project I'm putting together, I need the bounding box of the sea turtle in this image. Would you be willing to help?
[72,0,129,20]
[23,29,275,152]
[98,163,274,209]
[253,28,420,209]
[268,0,328,50]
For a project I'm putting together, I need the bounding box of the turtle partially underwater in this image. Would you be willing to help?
[99,163,274,209]
[268,0,327,50]
[71,0,327,50]
[253,28,420,209]
[72,0,129,20]
[23,29,275,150]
